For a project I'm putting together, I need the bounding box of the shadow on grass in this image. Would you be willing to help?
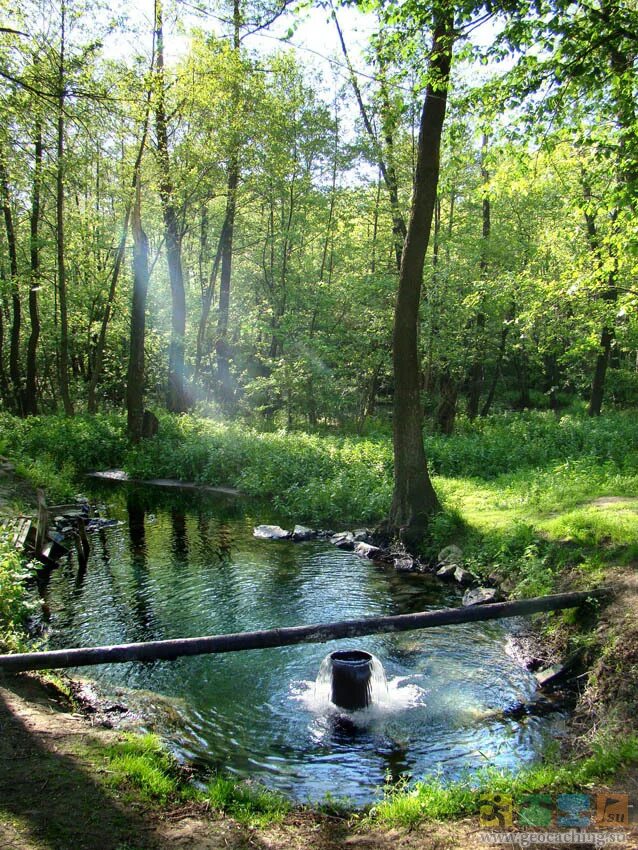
[0,678,276,850]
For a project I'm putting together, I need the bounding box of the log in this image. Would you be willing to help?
[0,588,611,674]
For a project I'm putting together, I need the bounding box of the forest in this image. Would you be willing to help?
[0,0,634,434]
[0,0,638,847]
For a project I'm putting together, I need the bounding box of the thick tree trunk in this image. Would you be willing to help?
[0,149,23,414]
[127,186,150,444]
[24,126,42,416]
[387,11,453,546]
[155,0,189,414]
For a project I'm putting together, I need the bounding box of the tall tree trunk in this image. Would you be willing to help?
[215,0,242,406]
[436,366,457,435]
[216,158,238,402]
[195,222,224,378]
[0,147,23,414]
[0,300,9,406]
[56,3,73,415]
[24,125,42,415]
[581,181,617,416]
[155,0,189,413]
[589,326,613,416]
[87,75,153,413]
[386,11,453,545]
[127,184,150,444]
[467,134,490,420]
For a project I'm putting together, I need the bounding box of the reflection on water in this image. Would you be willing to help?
[41,485,562,804]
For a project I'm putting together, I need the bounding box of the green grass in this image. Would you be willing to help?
[101,733,290,824]
[368,735,638,827]
[206,775,292,825]
[103,733,186,804]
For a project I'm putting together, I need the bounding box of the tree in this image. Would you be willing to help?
[154,0,190,413]
[386,4,455,544]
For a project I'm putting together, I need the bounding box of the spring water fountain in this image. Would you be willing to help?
[313,649,390,711]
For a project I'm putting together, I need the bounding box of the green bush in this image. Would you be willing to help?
[0,537,38,652]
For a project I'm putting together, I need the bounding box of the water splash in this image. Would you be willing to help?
[294,650,425,721]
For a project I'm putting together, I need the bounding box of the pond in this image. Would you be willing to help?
[39,485,563,805]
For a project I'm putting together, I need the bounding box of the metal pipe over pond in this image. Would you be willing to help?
[0,589,611,674]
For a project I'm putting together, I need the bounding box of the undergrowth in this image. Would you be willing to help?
[0,537,38,652]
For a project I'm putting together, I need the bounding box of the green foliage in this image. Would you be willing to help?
[369,735,638,827]
[124,413,393,525]
[0,413,128,503]
[426,410,638,480]
[206,775,291,826]
[0,537,38,652]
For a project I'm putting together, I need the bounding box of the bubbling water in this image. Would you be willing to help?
[295,649,426,721]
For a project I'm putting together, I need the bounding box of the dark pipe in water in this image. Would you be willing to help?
[330,650,373,711]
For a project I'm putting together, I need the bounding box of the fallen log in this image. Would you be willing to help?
[0,588,611,674]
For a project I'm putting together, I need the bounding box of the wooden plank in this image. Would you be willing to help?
[0,587,612,674]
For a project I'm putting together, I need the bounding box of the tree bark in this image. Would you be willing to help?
[0,589,610,674]
[387,10,453,545]
[155,0,189,413]
[0,147,23,414]
[467,134,490,420]
[24,125,42,416]
[127,184,150,444]
[215,0,242,406]
[56,4,74,416]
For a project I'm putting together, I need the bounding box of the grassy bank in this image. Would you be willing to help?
[2,408,637,594]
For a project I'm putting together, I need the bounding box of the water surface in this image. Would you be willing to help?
[41,485,560,804]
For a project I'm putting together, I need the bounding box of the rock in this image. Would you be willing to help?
[330,531,355,550]
[535,664,567,688]
[535,650,585,691]
[454,566,474,586]
[353,528,373,543]
[436,564,457,580]
[437,544,463,566]
[394,556,416,572]
[462,587,501,606]
[354,541,383,560]
[253,524,291,540]
[292,525,316,542]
